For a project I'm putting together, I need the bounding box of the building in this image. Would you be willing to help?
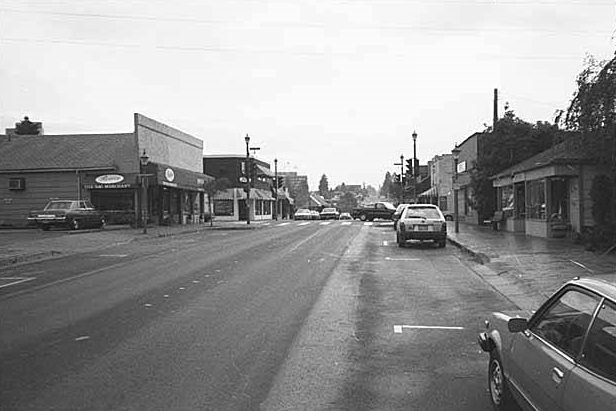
[418,154,455,219]
[203,155,294,221]
[451,132,484,224]
[279,171,310,208]
[0,114,212,227]
[491,138,603,238]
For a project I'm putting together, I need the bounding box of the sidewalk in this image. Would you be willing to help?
[447,222,616,310]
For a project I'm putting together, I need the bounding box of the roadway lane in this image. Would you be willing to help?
[0,221,361,410]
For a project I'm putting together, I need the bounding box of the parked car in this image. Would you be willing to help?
[396,203,446,248]
[293,208,312,220]
[339,212,352,220]
[478,277,616,411]
[310,210,321,220]
[392,203,411,230]
[27,199,106,231]
[351,201,396,221]
[320,207,340,220]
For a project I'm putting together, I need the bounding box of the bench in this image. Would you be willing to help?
[490,211,504,231]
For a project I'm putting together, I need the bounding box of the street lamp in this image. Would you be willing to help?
[245,134,251,225]
[394,155,404,204]
[451,145,461,233]
[412,130,418,202]
[274,158,278,221]
[139,149,150,234]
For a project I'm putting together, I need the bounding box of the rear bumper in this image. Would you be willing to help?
[400,231,446,241]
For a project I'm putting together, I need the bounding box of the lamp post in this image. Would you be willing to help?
[394,155,404,204]
[412,130,418,202]
[451,145,461,233]
[244,134,251,225]
[274,158,278,221]
[139,149,150,234]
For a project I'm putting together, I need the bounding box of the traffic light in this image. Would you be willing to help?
[406,158,413,177]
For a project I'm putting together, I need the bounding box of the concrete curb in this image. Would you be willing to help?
[447,236,490,264]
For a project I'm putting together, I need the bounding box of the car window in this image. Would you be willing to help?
[531,289,601,357]
[404,207,441,219]
[45,201,72,210]
[579,299,616,382]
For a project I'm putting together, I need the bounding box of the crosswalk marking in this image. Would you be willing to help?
[319,221,332,225]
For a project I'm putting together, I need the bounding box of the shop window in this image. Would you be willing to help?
[264,200,271,215]
[500,186,514,218]
[213,200,234,216]
[550,178,568,221]
[527,180,546,220]
[8,177,25,191]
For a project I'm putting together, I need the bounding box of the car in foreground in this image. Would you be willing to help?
[293,208,312,220]
[27,199,105,231]
[320,207,340,220]
[396,203,446,247]
[339,212,352,220]
[478,277,616,411]
[392,203,411,230]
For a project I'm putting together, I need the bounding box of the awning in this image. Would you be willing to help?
[212,188,274,201]
[148,162,213,192]
[418,186,438,197]
[253,188,274,200]
[256,164,275,177]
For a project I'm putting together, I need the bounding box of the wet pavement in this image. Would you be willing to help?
[1,220,615,310]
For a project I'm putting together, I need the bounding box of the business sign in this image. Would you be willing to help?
[95,174,125,184]
[165,168,175,182]
[457,161,467,174]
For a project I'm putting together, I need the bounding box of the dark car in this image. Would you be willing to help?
[395,204,446,248]
[28,200,106,230]
[479,277,616,411]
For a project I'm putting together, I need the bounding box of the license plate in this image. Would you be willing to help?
[417,225,431,231]
[37,215,56,219]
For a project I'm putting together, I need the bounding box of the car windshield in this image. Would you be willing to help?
[44,201,73,210]
[297,209,310,213]
[322,208,336,213]
[403,207,441,219]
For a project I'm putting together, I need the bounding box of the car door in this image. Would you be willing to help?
[507,287,601,410]
[562,298,616,411]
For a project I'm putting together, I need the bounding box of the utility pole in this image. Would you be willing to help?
[493,88,498,132]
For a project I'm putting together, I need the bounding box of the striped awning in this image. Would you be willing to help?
[418,186,438,197]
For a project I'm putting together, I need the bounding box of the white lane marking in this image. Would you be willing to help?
[363,222,374,226]
[289,230,322,252]
[298,222,311,226]
[277,222,291,226]
[341,222,352,226]
[263,223,271,226]
[569,259,593,273]
[320,222,332,225]
[98,254,128,258]
[75,336,90,342]
[0,277,36,289]
[385,257,420,261]
[394,325,465,333]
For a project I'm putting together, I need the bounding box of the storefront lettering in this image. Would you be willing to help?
[84,183,132,189]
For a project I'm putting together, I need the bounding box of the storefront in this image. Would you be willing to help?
[85,173,139,225]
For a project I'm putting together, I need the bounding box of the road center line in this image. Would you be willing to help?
[569,259,593,273]
[385,257,420,261]
[394,325,465,333]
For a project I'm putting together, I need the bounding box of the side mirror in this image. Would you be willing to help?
[508,317,528,333]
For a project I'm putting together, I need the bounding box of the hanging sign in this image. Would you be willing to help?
[95,174,125,184]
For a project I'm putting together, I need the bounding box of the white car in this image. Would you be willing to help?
[294,208,312,220]
[396,203,447,248]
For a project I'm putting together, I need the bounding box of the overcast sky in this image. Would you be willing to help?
[1,0,615,190]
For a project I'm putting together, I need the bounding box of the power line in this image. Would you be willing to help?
[0,7,612,36]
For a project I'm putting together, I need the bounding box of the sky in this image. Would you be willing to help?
[1,0,615,191]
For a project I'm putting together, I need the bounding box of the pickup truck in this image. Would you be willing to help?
[351,202,396,221]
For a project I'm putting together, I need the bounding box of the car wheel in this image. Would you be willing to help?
[40,225,50,231]
[69,219,80,230]
[396,233,405,247]
[359,214,367,221]
[489,352,514,410]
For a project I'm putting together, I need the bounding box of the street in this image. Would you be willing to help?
[1,221,513,410]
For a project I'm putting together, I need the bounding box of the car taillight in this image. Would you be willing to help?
[441,222,447,232]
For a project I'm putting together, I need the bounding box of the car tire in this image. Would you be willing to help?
[396,233,405,247]
[359,214,367,221]
[41,225,50,231]
[488,352,515,410]
[69,219,80,230]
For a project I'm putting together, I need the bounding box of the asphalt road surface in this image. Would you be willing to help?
[0,221,516,410]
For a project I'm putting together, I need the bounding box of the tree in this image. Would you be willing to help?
[470,108,560,221]
[560,54,616,247]
[379,172,393,199]
[318,174,329,198]
[203,177,231,227]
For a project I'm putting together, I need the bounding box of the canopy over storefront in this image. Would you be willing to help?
[147,163,213,191]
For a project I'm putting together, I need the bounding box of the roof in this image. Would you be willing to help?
[0,133,136,172]
[491,138,597,180]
